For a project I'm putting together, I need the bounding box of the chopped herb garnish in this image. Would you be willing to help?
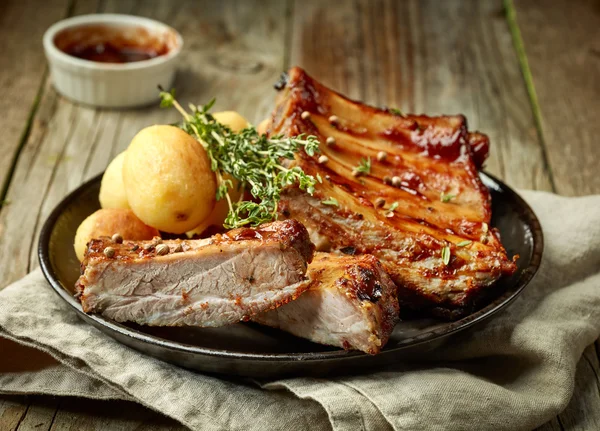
[440,193,456,203]
[388,202,399,212]
[354,157,371,175]
[457,240,472,247]
[389,108,404,116]
[316,173,323,183]
[160,88,320,229]
[321,197,339,207]
[441,245,451,265]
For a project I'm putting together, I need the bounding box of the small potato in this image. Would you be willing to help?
[186,173,244,237]
[74,208,159,261]
[99,152,129,209]
[213,111,250,132]
[256,118,271,135]
[123,125,217,234]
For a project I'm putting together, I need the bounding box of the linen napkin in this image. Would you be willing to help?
[1,190,599,431]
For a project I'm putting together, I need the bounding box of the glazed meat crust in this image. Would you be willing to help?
[268,67,517,318]
[255,252,399,354]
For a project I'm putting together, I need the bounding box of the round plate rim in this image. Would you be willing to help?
[38,171,544,363]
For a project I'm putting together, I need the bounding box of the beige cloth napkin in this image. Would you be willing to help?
[1,190,599,431]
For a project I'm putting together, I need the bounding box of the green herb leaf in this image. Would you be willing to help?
[355,157,371,175]
[160,92,320,229]
[388,201,399,212]
[457,240,472,247]
[440,193,456,203]
[389,108,404,116]
[158,88,176,108]
[321,197,339,207]
[441,245,451,265]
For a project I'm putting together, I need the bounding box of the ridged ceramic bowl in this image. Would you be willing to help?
[43,14,183,108]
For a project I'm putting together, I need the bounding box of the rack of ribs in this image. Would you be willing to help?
[268,67,517,319]
[76,219,314,327]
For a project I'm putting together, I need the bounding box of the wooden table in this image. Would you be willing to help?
[0,0,598,429]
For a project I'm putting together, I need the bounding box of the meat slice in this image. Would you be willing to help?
[268,67,517,318]
[76,219,314,327]
[255,253,399,354]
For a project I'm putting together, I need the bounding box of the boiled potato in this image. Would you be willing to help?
[74,208,159,261]
[186,173,244,237]
[256,118,270,135]
[185,111,249,236]
[213,111,250,132]
[123,125,217,234]
[99,152,129,209]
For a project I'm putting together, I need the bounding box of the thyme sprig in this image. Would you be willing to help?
[321,197,339,207]
[354,157,372,175]
[159,89,320,229]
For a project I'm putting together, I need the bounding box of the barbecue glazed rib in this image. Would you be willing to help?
[268,67,517,318]
[76,219,314,326]
[255,253,399,354]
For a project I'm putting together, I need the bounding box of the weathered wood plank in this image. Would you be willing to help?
[49,398,184,430]
[512,0,600,196]
[15,397,59,431]
[535,344,600,431]
[0,0,71,201]
[0,396,28,431]
[289,0,553,192]
[558,344,600,430]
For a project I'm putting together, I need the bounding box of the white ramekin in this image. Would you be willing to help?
[43,14,183,109]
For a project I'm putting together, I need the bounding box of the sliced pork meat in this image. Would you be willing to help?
[255,253,399,354]
[76,219,314,327]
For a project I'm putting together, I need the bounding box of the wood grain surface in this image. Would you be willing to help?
[0,0,71,200]
[0,0,598,429]
[513,0,600,197]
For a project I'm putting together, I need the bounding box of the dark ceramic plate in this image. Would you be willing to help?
[39,172,543,378]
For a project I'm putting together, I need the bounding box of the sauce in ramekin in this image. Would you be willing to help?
[53,24,174,64]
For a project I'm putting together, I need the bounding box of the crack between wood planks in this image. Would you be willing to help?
[12,399,29,431]
[0,0,77,214]
[46,398,61,431]
[504,0,557,193]
[282,0,295,71]
[476,0,508,180]
[353,0,368,102]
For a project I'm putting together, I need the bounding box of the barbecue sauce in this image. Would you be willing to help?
[54,25,173,64]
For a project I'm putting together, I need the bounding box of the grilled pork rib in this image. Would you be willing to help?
[76,219,314,326]
[268,67,517,318]
[255,253,399,354]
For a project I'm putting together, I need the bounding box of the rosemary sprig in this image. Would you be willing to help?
[159,89,320,229]
[457,240,472,247]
